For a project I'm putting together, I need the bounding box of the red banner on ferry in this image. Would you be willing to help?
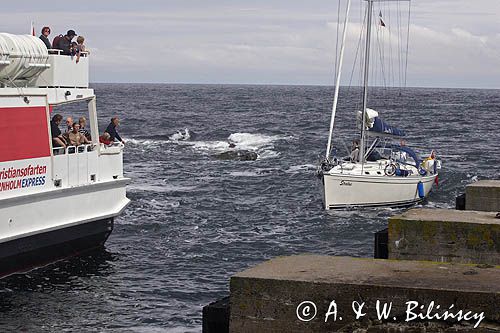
[0,106,51,162]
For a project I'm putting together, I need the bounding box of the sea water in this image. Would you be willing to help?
[0,84,499,332]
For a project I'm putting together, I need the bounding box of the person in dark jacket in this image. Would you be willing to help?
[105,117,125,144]
[50,114,67,148]
[39,26,51,49]
[56,29,77,55]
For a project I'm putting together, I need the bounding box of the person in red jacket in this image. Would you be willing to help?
[99,132,112,145]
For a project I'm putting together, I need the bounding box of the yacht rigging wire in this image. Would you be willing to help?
[325,0,352,161]
[404,1,411,89]
[324,0,412,161]
[397,0,403,89]
[335,0,341,79]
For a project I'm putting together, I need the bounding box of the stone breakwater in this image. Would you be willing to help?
[204,180,500,332]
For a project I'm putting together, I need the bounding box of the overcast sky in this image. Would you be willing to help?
[1,0,499,88]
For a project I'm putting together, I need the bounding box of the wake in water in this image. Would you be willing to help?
[178,132,292,160]
[169,128,193,141]
[286,164,317,173]
[127,130,291,161]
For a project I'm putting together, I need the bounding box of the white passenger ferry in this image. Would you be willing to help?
[0,33,130,277]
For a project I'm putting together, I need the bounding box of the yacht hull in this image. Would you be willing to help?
[321,172,437,209]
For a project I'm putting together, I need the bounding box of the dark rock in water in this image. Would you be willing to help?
[215,150,258,161]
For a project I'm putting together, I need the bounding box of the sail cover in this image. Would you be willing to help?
[370,116,406,136]
[358,108,406,137]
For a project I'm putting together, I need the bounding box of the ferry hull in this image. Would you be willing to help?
[0,179,129,278]
[0,218,113,278]
[321,173,436,209]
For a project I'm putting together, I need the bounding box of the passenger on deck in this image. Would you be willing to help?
[67,123,89,146]
[78,117,91,140]
[65,117,74,132]
[50,114,67,148]
[39,26,51,49]
[105,117,125,144]
[99,132,112,145]
[75,36,86,63]
[55,29,77,55]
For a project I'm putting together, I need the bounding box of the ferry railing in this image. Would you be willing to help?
[52,146,65,155]
[52,143,98,187]
[99,141,124,154]
[34,51,89,88]
[47,49,89,57]
[98,142,125,180]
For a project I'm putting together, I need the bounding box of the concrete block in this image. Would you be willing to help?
[388,209,500,265]
[203,296,230,333]
[466,180,500,212]
[374,228,388,259]
[229,255,500,332]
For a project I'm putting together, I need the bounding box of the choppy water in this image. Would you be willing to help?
[1,84,499,332]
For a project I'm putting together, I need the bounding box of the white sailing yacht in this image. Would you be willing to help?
[318,0,440,209]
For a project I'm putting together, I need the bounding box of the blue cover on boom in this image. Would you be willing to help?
[369,117,406,137]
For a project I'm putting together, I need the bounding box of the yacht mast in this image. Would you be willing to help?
[359,0,410,166]
[325,0,352,161]
[359,0,373,167]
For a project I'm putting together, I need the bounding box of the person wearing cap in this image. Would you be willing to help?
[39,26,51,49]
[56,29,77,55]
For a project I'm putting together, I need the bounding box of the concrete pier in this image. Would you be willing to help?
[202,180,500,331]
[388,208,500,265]
[466,180,500,212]
[229,255,500,332]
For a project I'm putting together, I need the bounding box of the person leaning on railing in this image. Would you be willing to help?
[75,36,87,63]
[99,132,112,145]
[105,117,125,144]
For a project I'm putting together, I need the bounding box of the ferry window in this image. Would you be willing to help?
[50,102,95,155]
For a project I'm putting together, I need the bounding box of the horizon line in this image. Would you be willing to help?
[88,81,500,91]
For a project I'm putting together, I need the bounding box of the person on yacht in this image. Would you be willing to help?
[350,139,360,162]
[395,139,408,163]
[422,150,437,172]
